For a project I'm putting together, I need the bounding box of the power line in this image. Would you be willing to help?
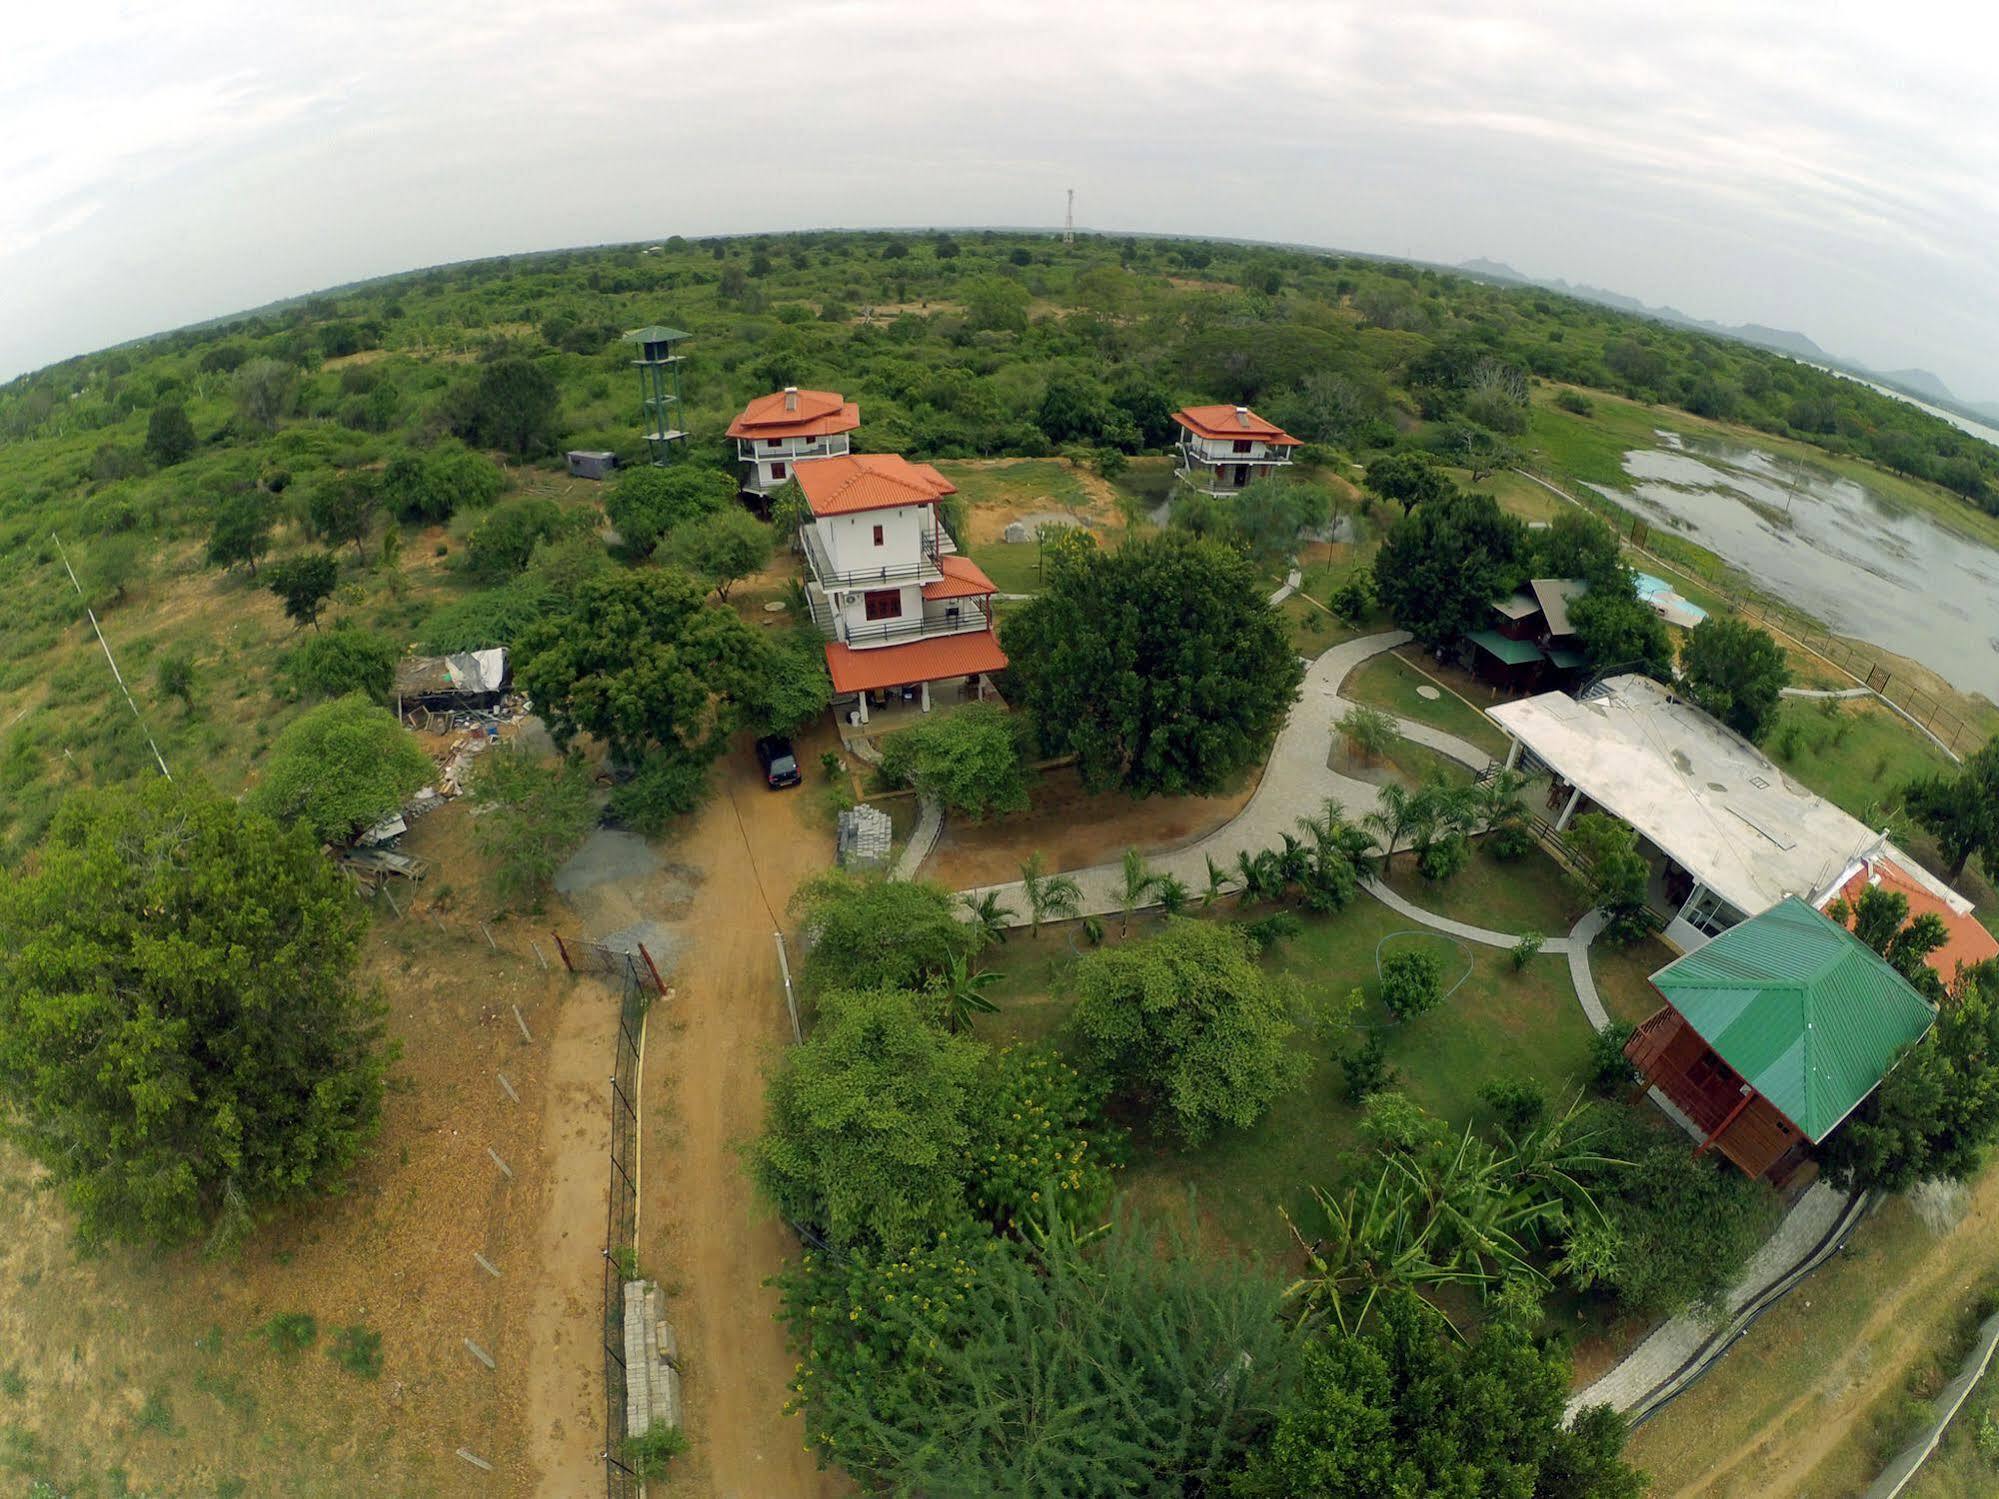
[49,531,172,782]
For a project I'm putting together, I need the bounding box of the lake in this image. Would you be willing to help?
[1590,433,1999,703]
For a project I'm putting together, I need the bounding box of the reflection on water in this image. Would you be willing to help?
[1588,433,1999,702]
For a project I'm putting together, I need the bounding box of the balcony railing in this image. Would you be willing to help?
[800,524,942,589]
[737,436,850,461]
[821,605,991,647]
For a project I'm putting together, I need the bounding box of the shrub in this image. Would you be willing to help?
[1327,570,1377,625]
[329,1324,383,1379]
[607,749,709,835]
[1554,389,1595,416]
[248,694,432,843]
[466,496,581,578]
[260,1313,318,1355]
[1586,1020,1639,1095]
[876,704,1028,819]
[962,1047,1121,1236]
[789,869,979,995]
[279,624,400,703]
[622,1424,688,1480]
[1479,1076,1547,1133]
[1417,831,1470,882]
[1339,1032,1395,1103]
[1511,931,1546,969]
[467,750,598,907]
[1379,947,1445,1019]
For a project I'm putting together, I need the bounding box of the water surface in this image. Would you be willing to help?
[1590,433,1999,702]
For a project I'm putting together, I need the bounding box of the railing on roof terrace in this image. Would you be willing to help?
[825,606,991,648]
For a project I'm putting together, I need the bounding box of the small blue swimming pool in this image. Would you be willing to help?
[1633,571,1708,623]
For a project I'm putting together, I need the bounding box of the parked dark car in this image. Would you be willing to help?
[755,734,801,789]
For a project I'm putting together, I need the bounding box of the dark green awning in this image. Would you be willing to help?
[1465,629,1544,666]
[1546,646,1587,670]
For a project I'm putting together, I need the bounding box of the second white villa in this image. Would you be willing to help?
[793,451,1006,724]
[727,385,860,498]
[1172,403,1300,495]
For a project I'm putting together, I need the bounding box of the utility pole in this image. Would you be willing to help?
[1063,188,1075,247]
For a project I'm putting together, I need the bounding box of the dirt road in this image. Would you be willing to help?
[640,733,846,1499]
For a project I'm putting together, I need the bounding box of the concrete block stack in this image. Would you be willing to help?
[621,1278,682,1439]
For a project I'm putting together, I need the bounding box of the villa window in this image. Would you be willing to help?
[1233,439,1252,453]
[770,461,786,481]
[872,523,885,546]
[864,589,901,621]
[766,436,783,448]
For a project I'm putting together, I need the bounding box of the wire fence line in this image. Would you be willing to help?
[550,937,664,1499]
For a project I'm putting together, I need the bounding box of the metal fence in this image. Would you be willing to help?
[553,939,662,1499]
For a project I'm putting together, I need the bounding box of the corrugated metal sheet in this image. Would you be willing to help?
[1651,897,1936,1141]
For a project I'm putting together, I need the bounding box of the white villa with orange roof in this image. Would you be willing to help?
[1172,403,1301,495]
[726,386,861,497]
[792,452,1007,723]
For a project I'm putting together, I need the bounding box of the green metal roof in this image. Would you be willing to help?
[1545,646,1587,670]
[623,324,690,343]
[1650,897,1935,1142]
[1465,629,1544,666]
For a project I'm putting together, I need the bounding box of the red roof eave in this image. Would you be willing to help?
[824,631,1008,695]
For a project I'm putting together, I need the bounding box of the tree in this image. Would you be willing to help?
[207,490,275,575]
[1002,533,1302,797]
[928,952,1002,1035]
[249,694,433,843]
[1070,918,1307,1145]
[1117,847,1162,936]
[265,551,340,631]
[1569,587,1674,679]
[466,496,579,578]
[962,889,1015,947]
[1379,948,1444,1019]
[1903,738,1999,882]
[1822,979,1999,1194]
[778,1212,1297,1496]
[1372,490,1525,649]
[279,623,400,703]
[144,401,196,466]
[1336,703,1396,766]
[1532,510,1624,587]
[1036,372,1108,443]
[789,870,980,995]
[1678,617,1790,743]
[604,465,736,557]
[1232,1292,1641,1499]
[379,451,449,524]
[964,275,1031,334]
[1566,813,1652,944]
[1173,477,1334,567]
[879,703,1028,819]
[306,471,381,561]
[664,506,772,601]
[1363,450,1454,510]
[465,748,597,907]
[514,567,767,776]
[0,780,387,1251]
[1020,851,1082,938]
[751,986,983,1248]
[234,358,298,430]
[458,355,561,457]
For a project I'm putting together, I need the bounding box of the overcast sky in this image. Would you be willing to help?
[5,1,1996,398]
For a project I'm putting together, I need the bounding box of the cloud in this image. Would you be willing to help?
[2,0,1996,396]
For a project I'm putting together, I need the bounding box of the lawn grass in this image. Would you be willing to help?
[1342,649,1511,757]
[1380,845,1583,940]
[982,901,1603,1262]
[964,540,1046,594]
[935,458,1090,513]
[1767,696,1953,822]
[1108,456,1178,520]
[1280,593,1352,654]
[1585,935,1677,1027]
[1449,466,1564,524]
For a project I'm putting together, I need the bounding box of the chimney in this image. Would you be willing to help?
[784,385,799,412]
[1234,404,1250,427]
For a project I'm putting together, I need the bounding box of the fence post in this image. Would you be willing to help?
[553,932,572,972]
[638,943,666,996]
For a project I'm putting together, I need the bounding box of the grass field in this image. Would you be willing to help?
[964,538,1046,593]
[934,457,1091,516]
[1380,844,1582,939]
[984,898,1605,1262]
[1342,649,1511,757]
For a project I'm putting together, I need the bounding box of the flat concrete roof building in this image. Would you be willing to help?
[1487,674,1975,952]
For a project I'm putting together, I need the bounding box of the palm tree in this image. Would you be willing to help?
[1363,783,1418,869]
[1019,851,1082,939]
[1154,873,1191,918]
[1200,854,1235,910]
[1118,846,1162,935]
[961,889,1014,947]
[930,952,1002,1035]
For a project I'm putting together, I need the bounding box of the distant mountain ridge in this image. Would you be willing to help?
[1455,258,1995,424]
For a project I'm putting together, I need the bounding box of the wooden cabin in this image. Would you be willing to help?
[1624,897,1936,1183]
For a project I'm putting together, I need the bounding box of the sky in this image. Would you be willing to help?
[5,1,1997,399]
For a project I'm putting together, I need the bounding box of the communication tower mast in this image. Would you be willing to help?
[1063,189,1074,246]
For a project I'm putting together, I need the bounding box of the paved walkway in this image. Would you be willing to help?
[1267,567,1303,606]
[891,795,942,881]
[1781,685,1872,699]
[1565,908,1611,1029]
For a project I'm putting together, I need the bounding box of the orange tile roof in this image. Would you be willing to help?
[824,630,1008,695]
[922,555,998,601]
[793,452,956,517]
[1172,404,1301,445]
[1833,858,1999,990]
[725,388,861,440]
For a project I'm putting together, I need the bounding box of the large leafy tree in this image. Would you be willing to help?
[751,986,984,1248]
[249,694,433,843]
[514,566,766,768]
[1569,585,1675,679]
[1002,533,1302,797]
[1902,738,1999,882]
[0,780,388,1251]
[1173,476,1335,568]
[604,464,736,557]
[1363,450,1454,510]
[207,489,274,576]
[457,354,561,457]
[879,702,1029,819]
[144,400,196,466]
[789,870,981,995]
[264,551,340,630]
[1070,917,1308,1145]
[1231,1292,1642,1499]
[664,505,773,601]
[1821,978,1999,1194]
[1371,490,1526,648]
[1678,617,1790,743]
[466,748,598,907]
[306,471,381,560]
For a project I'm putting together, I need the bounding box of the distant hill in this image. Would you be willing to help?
[1454,258,1998,426]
